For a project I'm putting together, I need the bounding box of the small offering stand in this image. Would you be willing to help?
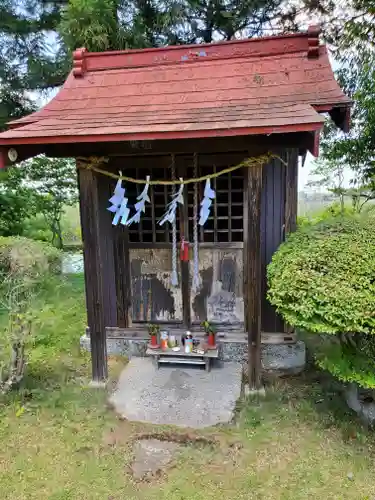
[146,346,219,372]
[146,325,219,372]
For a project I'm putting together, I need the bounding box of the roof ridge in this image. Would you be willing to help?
[72,25,321,78]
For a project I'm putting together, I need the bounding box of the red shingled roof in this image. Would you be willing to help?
[0,26,350,147]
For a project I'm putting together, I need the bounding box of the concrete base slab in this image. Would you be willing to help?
[109,358,242,428]
[81,334,306,375]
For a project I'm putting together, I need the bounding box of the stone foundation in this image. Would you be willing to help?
[80,333,306,376]
[345,383,375,427]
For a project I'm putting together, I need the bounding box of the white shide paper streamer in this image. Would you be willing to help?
[126,176,150,226]
[198,179,215,226]
[158,179,184,286]
[107,175,130,226]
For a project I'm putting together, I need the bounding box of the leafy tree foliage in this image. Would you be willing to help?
[0,156,77,247]
[322,58,375,181]
[21,156,78,249]
[0,167,36,236]
[59,0,292,52]
[0,0,69,123]
[304,0,375,188]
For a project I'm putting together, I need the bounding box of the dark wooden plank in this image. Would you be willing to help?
[113,224,132,328]
[180,160,191,328]
[228,172,232,242]
[150,185,156,243]
[243,164,249,335]
[284,149,299,235]
[45,131,312,159]
[213,164,218,243]
[136,167,144,243]
[244,163,263,390]
[77,163,111,382]
[97,176,118,327]
[199,168,204,243]
[260,153,287,334]
[283,149,299,334]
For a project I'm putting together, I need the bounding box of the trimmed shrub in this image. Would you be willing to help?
[267,216,375,388]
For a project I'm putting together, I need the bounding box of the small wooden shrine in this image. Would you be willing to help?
[0,26,350,387]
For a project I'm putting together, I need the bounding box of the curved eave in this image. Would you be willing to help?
[0,121,324,146]
[0,121,324,169]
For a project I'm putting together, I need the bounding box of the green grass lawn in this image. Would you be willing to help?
[1,275,375,499]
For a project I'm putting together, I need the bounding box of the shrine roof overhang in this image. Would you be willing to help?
[0,25,351,167]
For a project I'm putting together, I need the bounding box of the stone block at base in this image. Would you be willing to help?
[345,383,375,427]
[80,334,147,358]
[262,341,306,375]
[80,334,306,376]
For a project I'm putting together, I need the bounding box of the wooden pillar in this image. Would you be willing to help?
[77,163,116,382]
[244,163,263,390]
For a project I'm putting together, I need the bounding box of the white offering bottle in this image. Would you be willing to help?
[185,331,192,354]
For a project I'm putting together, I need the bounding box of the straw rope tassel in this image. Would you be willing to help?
[171,155,178,287]
[192,153,200,292]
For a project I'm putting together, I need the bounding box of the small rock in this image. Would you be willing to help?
[347,472,354,481]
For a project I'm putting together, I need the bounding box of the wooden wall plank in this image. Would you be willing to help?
[113,224,132,327]
[98,175,118,327]
[284,149,299,234]
[260,150,299,334]
[244,163,263,390]
[283,149,299,334]
[77,164,114,381]
[180,160,191,328]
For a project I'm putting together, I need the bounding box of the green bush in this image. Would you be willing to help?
[297,202,356,228]
[268,216,375,335]
[267,216,375,388]
[314,334,375,388]
[22,215,52,243]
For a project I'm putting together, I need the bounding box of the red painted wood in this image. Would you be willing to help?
[82,32,312,73]
[0,27,350,149]
[0,121,324,146]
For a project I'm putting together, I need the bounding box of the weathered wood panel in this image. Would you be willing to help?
[180,171,192,328]
[129,249,183,322]
[190,249,244,324]
[260,154,285,333]
[77,165,117,381]
[244,163,263,389]
[113,223,132,327]
[98,176,118,327]
[47,131,312,159]
[284,149,299,235]
[283,149,299,334]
